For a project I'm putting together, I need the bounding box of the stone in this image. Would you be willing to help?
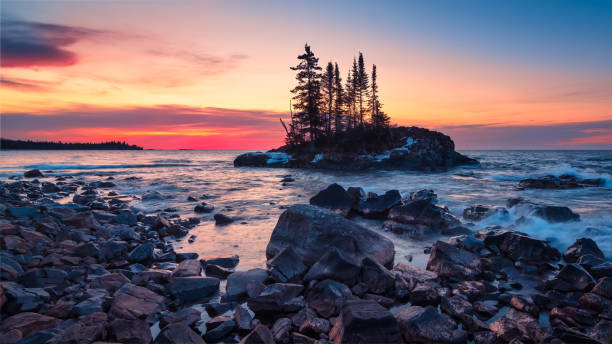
[299,317,330,338]
[204,316,236,342]
[127,242,155,263]
[410,282,441,306]
[266,205,394,268]
[155,323,205,344]
[24,169,44,178]
[172,259,202,277]
[306,279,353,318]
[109,283,164,320]
[176,252,199,262]
[360,257,394,294]
[92,273,130,293]
[462,205,507,221]
[592,277,612,299]
[509,296,539,317]
[356,190,402,218]
[168,277,220,303]
[0,312,61,339]
[292,307,318,327]
[395,305,466,343]
[490,308,547,343]
[564,238,605,263]
[132,269,172,285]
[234,305,253,332]
[239,324,275,344]
[309,183,354,216]
[508,199,580,223]
[205,264,234,279]
[214,213,234,225]
[3,283,49,313]
[441,295,473,318]
[6,207,40,218]
[99,241,129,262]
[267,246,307,283]
[201,254,239,269]
[57,312,107,344]
[330,299,402,344]
[160,307,201,328]
[588,320,612,344]
[271,318,292,344]
[247,283,304,313]
[303,247,361,285]
[392,263,438,284]
[549,263,597,292]
[224,268,269,301]
[426,240,482,280]
[388,198,460,230]
[551,325,601,344]
[110,319,152,344]
[194,203,214,213]
[456,280,487,301]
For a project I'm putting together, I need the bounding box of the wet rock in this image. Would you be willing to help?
[0,312,61,339]
[360,257,394,294]
[303,247,361,285]
[172,259,202,277]
[292,307,318,327]
[551,325,600,344]
[109,283,164,320]
[410,282,442,306]
[509,296,539,317]
[127,242,155,263]
[56,311,107,344]
[592,277,612,299]
[330,299,402,344]
[205,302,234,317]
[477,228,561,262]
[266,205,395,268]
[225,268,268,301]
[578,255,612,279]
[392,263,438,284]
[205,264,234,279]
[99,241,129,262]
[356,190,402,218]
[41,182,61,193]
[395,305,466,343]
[271,318,292,344]
[19,268,68,288]
[234,305,253,332]
[239,324,275,344]
[508,199,580,223]
[463,205,507,221]
[426,240,482,280]
[441,295,473,318]
[456,280,488,301]
[132,269,172,285]
[168,276,220,303]
[309,183,354,216]
[247,283,304,314]
[64,211,100,229]
[176,252,199,262]
[299,317,330,338]
[110,318,152,344]
[201,254,240,269]
[387,198,460,231]
[564,238,604,263]
[588,320,612,343]
[548,263,597,292]
[519,174,603,189]
[155,323,205,344]
[204,316,236,342]
[214,213,234,225]
[473,301,498,318]
[3,283,50,314]
[194,203,214,213]
[24,169,44,178]
[579,292,612,313]
[6,207,40,218]
[306,279,353,318]
[160,307,201,328]
[267,246,307,283]
[490,308,547,343]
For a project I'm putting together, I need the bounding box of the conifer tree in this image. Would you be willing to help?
[369,64,390,128]
[350,57,359,128]
[333,62,344,133]
[322,61,335,136]
[357,52,369,126]
[290,44,323,142]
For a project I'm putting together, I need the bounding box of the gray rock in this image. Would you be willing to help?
[303,247,360,285]
[330,299,402,344]
[224,268,268,301]
[168,277,220,303]
[395,305,466,343]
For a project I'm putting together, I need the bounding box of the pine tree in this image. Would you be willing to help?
[350,57,359,129]
[369,64,389,128]
[290,44,323,142]
[322,61,335,136]
[357,52,369,126]
[333,62,344,134]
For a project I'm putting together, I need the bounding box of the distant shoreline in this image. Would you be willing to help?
[1,138,143,150]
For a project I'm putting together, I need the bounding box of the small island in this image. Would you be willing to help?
[1,139,143,150]
[235,44,478,171]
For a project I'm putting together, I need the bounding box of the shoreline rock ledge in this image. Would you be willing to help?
[234,126,478,171]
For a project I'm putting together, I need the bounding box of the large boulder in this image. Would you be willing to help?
[309,183,355,216]
[476,229,560,262]
[548,264,597,292]
[0,312,61,339]
[224,268,268,301]
[564,238,604,263]
[266,205,395,268]
[168,277,220,303]
[426,240,482,280]
[356,190,402,218]
[330,300,402,344]
[395,305,466,343]
[508,199,580,223]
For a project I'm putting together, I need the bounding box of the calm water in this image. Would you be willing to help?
[1,150,611,269]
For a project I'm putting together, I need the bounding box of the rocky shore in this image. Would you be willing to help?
[234,126,478,171]
[1,171,611,344]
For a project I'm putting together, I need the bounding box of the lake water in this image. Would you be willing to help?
[1,150,611,269]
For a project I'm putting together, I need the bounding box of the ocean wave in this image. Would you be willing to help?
[25,163,192,170]
[152,159,193,164]
[488,163,612,187]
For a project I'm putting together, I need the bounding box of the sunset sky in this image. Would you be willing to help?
[1,0,611,149]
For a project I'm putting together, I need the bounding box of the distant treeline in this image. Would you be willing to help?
[1,138,143,150]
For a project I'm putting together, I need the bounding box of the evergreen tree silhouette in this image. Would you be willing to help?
[290,44,323,143]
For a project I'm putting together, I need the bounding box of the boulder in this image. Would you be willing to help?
[3,283,50,314]
[0,312,61,339]
[508,199,580,223]
[234,305,253,332]
[548,264,597,292]
[388,198,460,230]
[330,300,402,344]
[225,268,268,301]
[201,254,240,269]
[272,318,292,344]
[160,307,201,328]
[194,203,214,213]
[303,247,361,285]
[204,316,236,342]
[110,318,152,344]
[476,228,560,262]
[168,277,220,303]
[440,295,473,318]
[309,183,354,216]
[172,259,202,277]
[56,312,107,344]
[155,323,205,344]
[356,190,402,218]
[489,308,546,343]
[239,324,275,344]
[395,305,466,343]
[426,240,482,280]
[24,169,44,178]
[109,283,165,320]
[266,205,394,268]
[247,283,304,314]
[462,205,507,221]
[214,213,234,225]
[299,317,330,338]
[127,242,155,263]
[306,279,353,318]
[592,277,612,299]
[267,247,307,283]
[360,257,394,294]
[564,238,604,263]
[205,264,234,279]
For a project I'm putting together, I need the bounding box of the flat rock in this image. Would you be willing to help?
[168,276,220,303]
[172,259,202,277]
[109,283,164,320]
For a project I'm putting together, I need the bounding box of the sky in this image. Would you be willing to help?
[1,0,611,149]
